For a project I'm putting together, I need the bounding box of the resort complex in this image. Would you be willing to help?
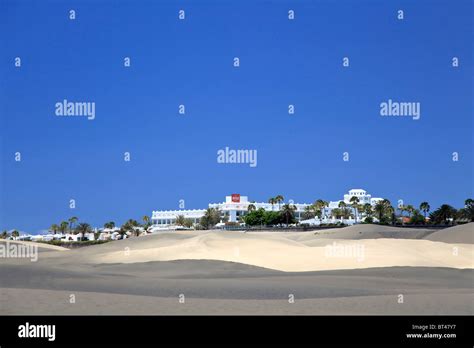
[3,190,472,242]
[151,189,384,228]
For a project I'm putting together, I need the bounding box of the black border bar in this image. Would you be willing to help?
[0,316,472,346]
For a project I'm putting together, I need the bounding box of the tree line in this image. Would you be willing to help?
[1,197,472,238]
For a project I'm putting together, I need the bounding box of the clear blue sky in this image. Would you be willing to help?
[1,0,472,233]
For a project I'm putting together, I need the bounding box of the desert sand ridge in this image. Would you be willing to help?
[423,223,473,244]
[1,225,473,315]
[24,225,471,272]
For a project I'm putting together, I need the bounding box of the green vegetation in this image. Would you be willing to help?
[75,223,92,241]
[243,205,296,227]
[429,204,457,225]
[4,197,473,238]
[104,221,115,229]
[281,204,297,225]
[68,216,78,233]
[199,208,222,229]
[142,215,151,231]
[419,202,430,218]
[39,239,110,247]
[243,195,473,228]
[302,205,315,220]
[349,196,360,222]
[120,219,141,237]
[458,199,474,222]
[175,215,186,227]
[373,199,394,224]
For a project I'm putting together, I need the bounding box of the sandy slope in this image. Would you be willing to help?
[65,229,474,272]
[4,225,471,272]
[2,287,472,315]
[261,224,438,242]
[1,224,473,315]
[423,223,473,244]
[1,261,473,315]
[0,239,69,251]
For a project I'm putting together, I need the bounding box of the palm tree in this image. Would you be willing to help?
[120,219,141,237]
[11,230,20,239]
[430,204,457,225]
[374,199,392,223]
[68,217,78,233]
[405,205,415,217]
[130,219,141,236]
[330,208,342,219]
[0,230,10,239]
[343,207,352,219]
[201,208,221,229]
[59,221,69,234]
[374,201,384,221]
[142,215,151,232]
[49,224,59,234]
[76,223,92,241]
[419,202,430,219]
[459,198,474,222]
[302,205,315,220]
[275,195,284,211]
[338,201,347,222]
[362,203,373,217]
[183,219,194,228]
[268,197,277,211]
[349,196,360,223]
[314,200,329,223]
[175,215,186,226]
[247,204,256,212]
[104,221,115,229]
[280,204,297,226]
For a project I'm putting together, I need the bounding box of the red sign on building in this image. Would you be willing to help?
[231,194,240,203]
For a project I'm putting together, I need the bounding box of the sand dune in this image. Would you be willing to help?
[74,229,474,272]
[1,225,473,315]
[423,223,473,244]
[4,225,471,273]
[0,239,69,251]
[260,224,438,242]
[2,287,472,315]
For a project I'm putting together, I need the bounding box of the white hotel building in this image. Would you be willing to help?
[151,189,383,227]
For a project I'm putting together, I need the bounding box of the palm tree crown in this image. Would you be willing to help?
[419,202,430,218]
[281,204,296,225]
[275,195,284,210]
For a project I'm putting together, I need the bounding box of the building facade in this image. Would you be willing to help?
[151,189,383,227]
[151,194,310,226]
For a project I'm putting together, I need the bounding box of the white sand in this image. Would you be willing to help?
[0,239,69,251]
[87,230,474,272]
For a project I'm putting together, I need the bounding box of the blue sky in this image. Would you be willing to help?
[1,0,472,233]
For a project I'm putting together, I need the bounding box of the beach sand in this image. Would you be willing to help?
[1,223,472,315]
